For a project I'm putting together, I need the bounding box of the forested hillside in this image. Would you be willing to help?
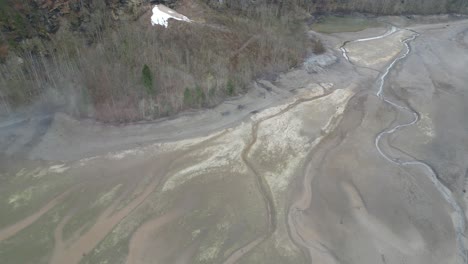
[0,0,312,121]
[0,0,466,122]
[205,0,468,15]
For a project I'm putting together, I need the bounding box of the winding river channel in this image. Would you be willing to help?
[1,19,467,264]
[341,26,467,263]
[228,25,468,264]
[223,86,335,264]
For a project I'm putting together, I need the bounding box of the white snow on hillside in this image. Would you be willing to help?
[151,5,191,28]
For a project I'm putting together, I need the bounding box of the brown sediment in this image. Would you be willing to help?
[286,90,369,263]
[286,117,346,264]
[287,20,468,264]
[285,39,409,258]
[49,130,229,264]
[342,181,425,254]
[3,17,466,264]
[285,28,405,262]
[50,172,163,264]
[125,209,185,264]
[222,86,336,263]
[0,188,73,242]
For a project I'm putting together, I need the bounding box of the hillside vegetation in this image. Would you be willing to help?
[0,0,467,122]
[0,1,312,121]
[205,0,468,15]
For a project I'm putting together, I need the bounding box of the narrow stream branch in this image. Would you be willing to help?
[342,27,467,263]
[222,88,334,264]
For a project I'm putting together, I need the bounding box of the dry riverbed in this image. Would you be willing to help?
[1,15,468,264]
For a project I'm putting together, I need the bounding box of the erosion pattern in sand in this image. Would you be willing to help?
[1,17,468,264]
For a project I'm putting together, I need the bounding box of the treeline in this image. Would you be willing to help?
[0,1,312,122]
[2,0,466,122]
[204,0,468,15]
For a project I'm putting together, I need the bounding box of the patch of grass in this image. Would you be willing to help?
[311,16,381,33]
[142,64,154,94]
[226,79,235,96]
[183,87,193,106]
[194,85,206,106]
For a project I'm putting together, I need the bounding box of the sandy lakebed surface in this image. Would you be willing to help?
[1,15,468,264]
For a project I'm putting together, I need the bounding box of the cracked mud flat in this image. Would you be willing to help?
[1,17,468,264]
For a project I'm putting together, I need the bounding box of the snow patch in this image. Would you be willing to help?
[151,5,190,28]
